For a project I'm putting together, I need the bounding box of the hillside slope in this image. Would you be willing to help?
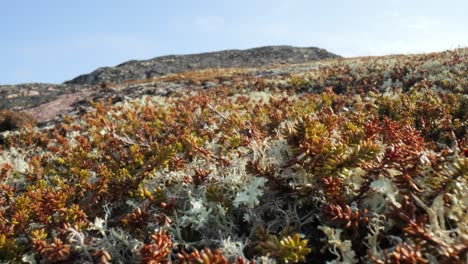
[0,48,466,263]
[1,48,466,126]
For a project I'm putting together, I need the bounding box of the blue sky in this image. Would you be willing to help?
[1,0,467,84]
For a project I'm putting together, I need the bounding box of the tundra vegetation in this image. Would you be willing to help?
[0,49,466,263]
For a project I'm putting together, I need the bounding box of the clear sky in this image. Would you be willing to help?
[1,0,467,85]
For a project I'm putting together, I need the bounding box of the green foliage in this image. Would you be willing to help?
[256,231,312,263]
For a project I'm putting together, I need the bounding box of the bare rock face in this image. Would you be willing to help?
[65,46,340,85]
[0,83,86,111]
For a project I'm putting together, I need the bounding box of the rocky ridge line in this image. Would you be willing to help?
[65,46,340,85]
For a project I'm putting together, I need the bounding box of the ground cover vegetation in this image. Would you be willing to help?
[0,49,466,263]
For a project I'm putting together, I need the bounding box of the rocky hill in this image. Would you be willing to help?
[66,46,340,85]
[0,46,339,125]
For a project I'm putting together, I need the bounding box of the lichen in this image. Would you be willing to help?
[0,48,466,263]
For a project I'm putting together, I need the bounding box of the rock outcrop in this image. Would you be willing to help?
[65,46,339,85]
[0,83,84,111]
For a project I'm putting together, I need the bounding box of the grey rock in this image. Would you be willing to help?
[0,83,89,111]
[203,81,217,88]
[65,46,340,85]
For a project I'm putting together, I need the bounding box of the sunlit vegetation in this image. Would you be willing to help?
[0,48,466,263]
